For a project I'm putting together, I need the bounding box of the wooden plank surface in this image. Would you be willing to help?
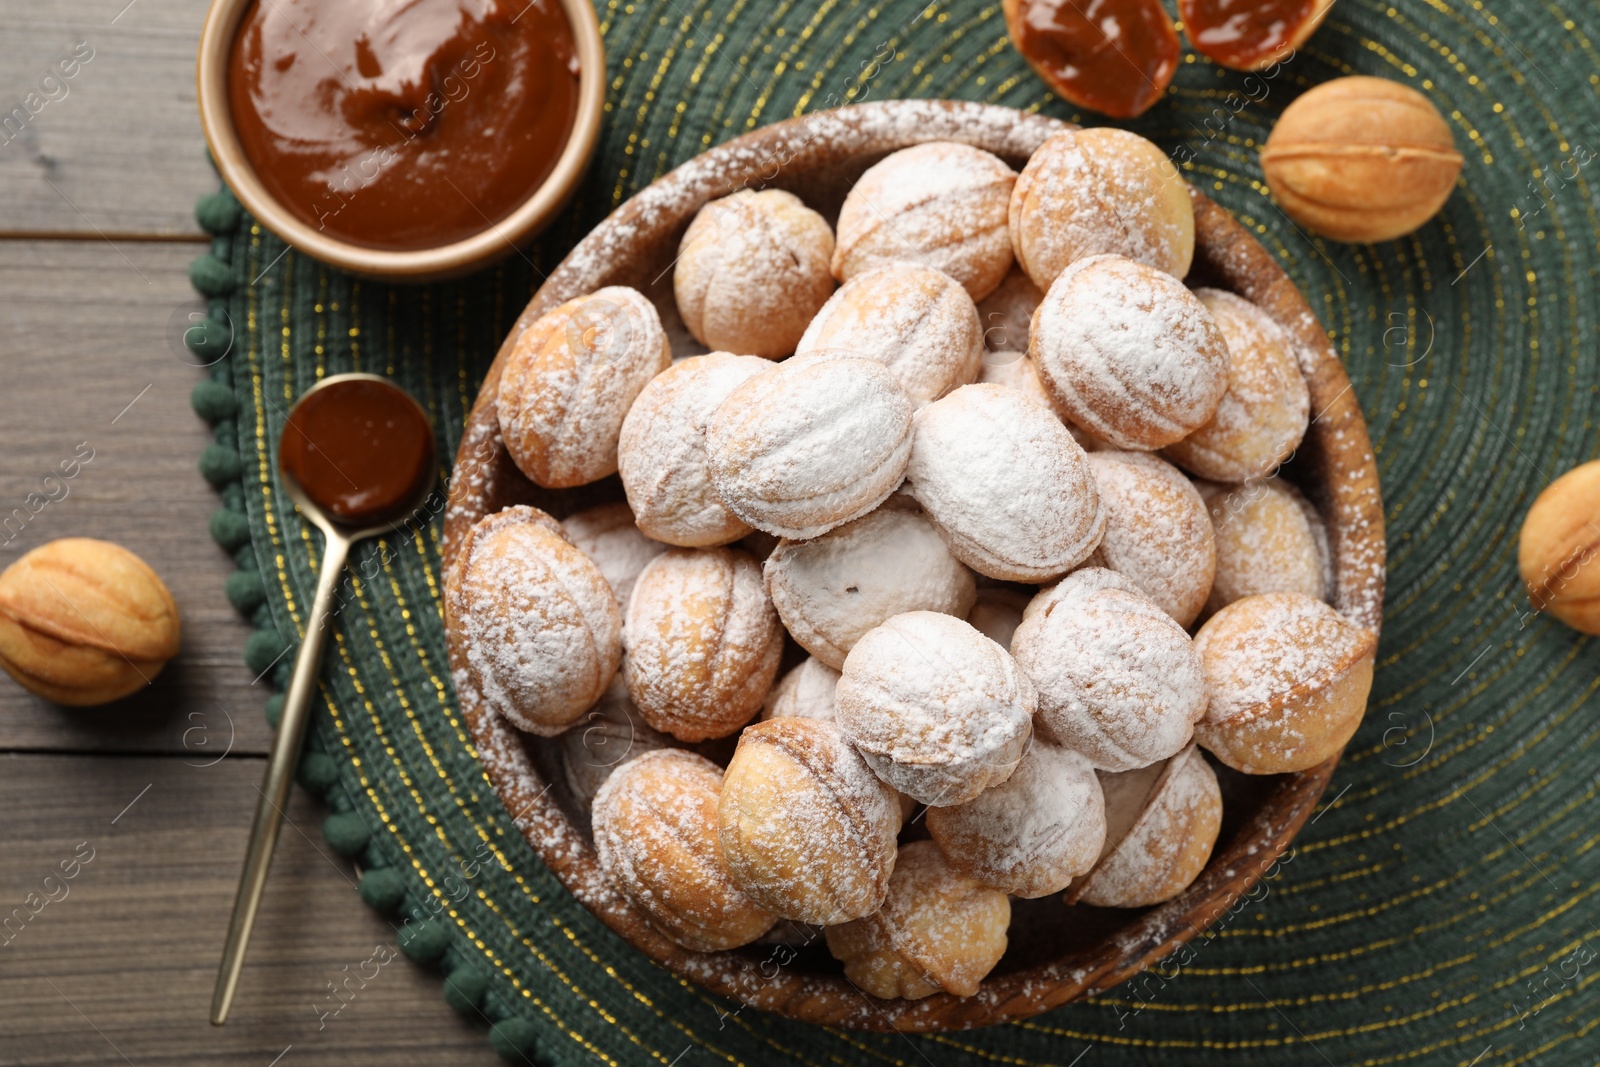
[0,753,499,1065]
[0,0,214,238]
[0,240,270,756]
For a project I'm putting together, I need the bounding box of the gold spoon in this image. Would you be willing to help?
[212,373,436,1025]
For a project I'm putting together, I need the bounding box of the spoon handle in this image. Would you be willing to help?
[211,532,351,1025]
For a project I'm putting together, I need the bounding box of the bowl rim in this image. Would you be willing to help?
[194,0,606,283]
[440,99,1388,1031]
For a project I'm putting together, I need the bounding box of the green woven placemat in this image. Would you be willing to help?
[185,1,1600,1063]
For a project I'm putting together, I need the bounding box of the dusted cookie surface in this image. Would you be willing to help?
[496,286,671,488]
[617,352,772,547]
[561,502,668,612]
[1031,254,1228,451]
[707,352,913,540]
[764,501,976,670]
[796,263,984,406]
[825,840,1010,999]
[560,669,672,807]
[1010,127,1194,288]
[1086,451,1216,627]
[837,610,1035,806]
[760,656,842,722]
[719,717,902,925]
[1164,289,1309,482]
[1200,477,1330,615]
[674,189,835,359]
[1012,568,1206,771]
[927,739,1105,899]
[624,547,783,742]
[1066,744,1221,908]
[906,383,1104,582]
[833,141,1017,301]
[975,266,1043,355]
[593,749,776,951]
[448,506,621,737]
[1193,593,1375,774]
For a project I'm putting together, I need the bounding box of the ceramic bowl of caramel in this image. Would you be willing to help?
[196,0,605,282]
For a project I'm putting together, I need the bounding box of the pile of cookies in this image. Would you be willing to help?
[447,126,1377,1001]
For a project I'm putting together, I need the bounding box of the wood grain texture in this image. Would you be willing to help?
[0,753,499,1066]
[0,0,213,238]
[0,240,266,754]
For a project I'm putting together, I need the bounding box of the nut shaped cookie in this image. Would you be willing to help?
[719,717,902,924]
[760,656,842,722]
[496,286,671,488]
[833,141,1017,301]
[1012,568,1207,771]
[561,502,668,612]
[1193,593,1376,774]
[0,538,181,706]
[1010,127,1195,288]
[674,189,836,359]
[764,501,976,670]
[1086,451,1216,627]
[905,383,1105,582]
[1065,744,1222,907]
[975,266,1044,355]
[593,749,776,951]
[796,263,984,406]
[624,547,783,742]
[448,506,622,736]
[824,840,1010,999]
[560,669,673,807]
[837,610,1035,806]
[927,739,1106,898]
[707,352,914,540]
[617,352,772,547]
[1164,289,1309,482]
[1200,478,1330,614]
[1031,255,1229,451]
[1520,459,1600,634]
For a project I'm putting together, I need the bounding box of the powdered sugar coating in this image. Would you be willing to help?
[796,263,984,406]
[497,286,672,488]
[1164,289,1310,482]
[1068,745,1221,908]
[561,502,669,612]
[926,739,1106,899]
[975,266,1043,354]
[764,502,976,669]
[966,586,1030,648]
[560,669,673,807]
[1009,127,1195,289]
[760,656,842,722]
[449,506,622,737]
[833,141,1017,301]
[905,383,1105,582]
[674,188,835,359]
[1192,592,1376,774]
[624,547,783,741]
[719,717,902,924]
[592,748,776,951]
[706,352,913,540]
[1011,568,1207,771]
[1086,451,1217,627]
[1031,255,1229,451]
[1199,477,1329,614]
[824,840,1010,999]
[617,352,773,547]
[837,610,1036,806]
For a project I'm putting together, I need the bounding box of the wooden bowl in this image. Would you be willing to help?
[195,0,605,283]
[441,100,1386,1031]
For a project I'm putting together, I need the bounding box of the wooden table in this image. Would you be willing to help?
[0,2,499,1062]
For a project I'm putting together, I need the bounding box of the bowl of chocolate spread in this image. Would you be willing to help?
[197,0,604,281]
